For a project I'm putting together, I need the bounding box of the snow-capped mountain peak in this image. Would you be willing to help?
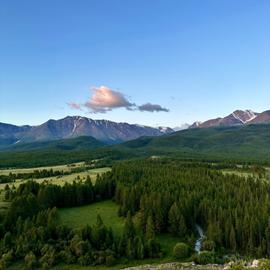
[189,109,270,129]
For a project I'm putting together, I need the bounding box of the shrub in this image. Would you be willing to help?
[24,251,37,269]
[78,254,92,266]
[202,240,216,251]
[229,262,245,270]
[1,251,13,268]
[173,242,189,259]
[105,255,115,266]
[194,251,216,265]
[260,259,270,270]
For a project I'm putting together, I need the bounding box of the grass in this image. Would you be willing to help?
[8,262,126,270]
[157,234,183,258]
[222,169,254,178]
[0,190,10,212]
[8,260,203,270]
[0,161,86,175]
[0,167,111,190]
[59,200,184,258]
[222,166,270,181]
[59,200,124,235]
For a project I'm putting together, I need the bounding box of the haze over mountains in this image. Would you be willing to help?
[1,109,270,151]
[0,116,173,148]
[190,109,270,129]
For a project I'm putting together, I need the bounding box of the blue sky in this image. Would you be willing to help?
[0,0,269,127]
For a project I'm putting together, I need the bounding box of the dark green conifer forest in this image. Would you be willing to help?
[1,159,270,268]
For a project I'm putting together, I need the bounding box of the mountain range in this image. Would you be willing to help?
[1,109,270,152]
[190,109,270,129]
[1,122,270,168]
[0,116,173,149]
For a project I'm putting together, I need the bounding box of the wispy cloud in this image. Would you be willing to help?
[68,85,169,114]
[67,102,82,110]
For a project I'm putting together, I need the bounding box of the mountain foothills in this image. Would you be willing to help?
[190,109,270,128]
[1,121,270,168]
[1,109,270,166]
[1,109,270,150]
[0,116,173,148]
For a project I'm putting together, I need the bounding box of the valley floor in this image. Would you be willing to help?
[59,200,183,260]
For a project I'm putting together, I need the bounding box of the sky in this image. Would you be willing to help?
[0,0,269,128]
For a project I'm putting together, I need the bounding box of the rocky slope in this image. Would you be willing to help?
[189,110,270,129]
[123,260,261,270]
[0,116,173,147]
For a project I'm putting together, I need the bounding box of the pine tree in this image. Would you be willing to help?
[168,202,187,237]
[123,212,135,239]
[146,215,155,240]
[229,226,237,251]
[126,238,135,259]
[137,237,145,259]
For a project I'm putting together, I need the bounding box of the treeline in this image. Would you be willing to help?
[112,160,270,257]
[0,166,96,184]
[0,171,161,268]
[0,208,160,269]
[4,173,115,226]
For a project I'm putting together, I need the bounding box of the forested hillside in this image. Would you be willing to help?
[120,124,270,161]
[1,159,270,269]
[1,124,270,168]
[113,160,270,256]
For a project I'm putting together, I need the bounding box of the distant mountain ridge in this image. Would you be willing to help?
[2,123,270,168]
[3,136,106,152]
[0,116,173,148]
[190,109,270,129]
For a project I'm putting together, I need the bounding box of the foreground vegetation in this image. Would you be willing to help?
[1,159,270,269]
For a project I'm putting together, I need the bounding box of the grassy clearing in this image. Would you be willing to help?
[59,200,183,258]
[59,200,124,235]
[157,234,183,258]
[0,161,86,175]
[222,169,254,178]
[0,167,111,190]
[0,191,10,212]
[222,167,270,181]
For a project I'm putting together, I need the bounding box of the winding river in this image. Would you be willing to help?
[194,224,205,253]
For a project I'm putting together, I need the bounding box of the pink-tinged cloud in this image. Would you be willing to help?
[84,86,135,113]
[68,85,169,114]
[67,102,82,110]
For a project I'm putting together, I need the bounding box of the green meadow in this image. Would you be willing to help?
[59,200,183,262]
[0,162,86,175]
[0,167,111,190]
[59,200,125,235]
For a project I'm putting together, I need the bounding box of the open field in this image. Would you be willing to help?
[0,161,87,175]
[59,200,125,235]
[222,167,270,180]
[0,167,111,190]
[0,191,10,212]
[222,169,254,178]
[59,200,183,258]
